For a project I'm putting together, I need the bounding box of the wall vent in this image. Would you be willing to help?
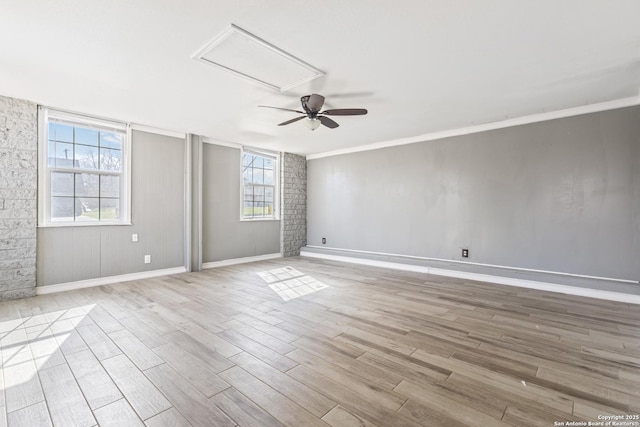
[192,24,324,92]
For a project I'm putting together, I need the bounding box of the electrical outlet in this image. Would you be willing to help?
[462,248,469,258]
[132,234,138,242]
[322,237,326,244]
[144,255,151,264]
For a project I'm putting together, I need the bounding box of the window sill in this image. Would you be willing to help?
[38,221,133,228]
[239,217,280,222]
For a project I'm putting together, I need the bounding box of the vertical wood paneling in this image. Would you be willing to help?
[37,131,185,286]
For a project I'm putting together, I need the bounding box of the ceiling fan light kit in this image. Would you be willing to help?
[304,118,322,131]
[259,93,368,130]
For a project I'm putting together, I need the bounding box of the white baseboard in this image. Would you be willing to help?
[300,250,640,304]
[202,253,282,269]
[36,266,187,295]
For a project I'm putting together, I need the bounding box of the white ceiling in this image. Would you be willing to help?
[1,0,639,155]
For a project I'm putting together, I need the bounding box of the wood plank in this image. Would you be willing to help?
[101,354,171,420]
[151,342,230,397]
[231,351,336,418]
[144,407,190,427]
[222,319,296,354]
[397,398,472,427]
[287,365,422,427]
[144,363,235,427]
[217,329,298,372]
[25,325,66,370]
[75,323,122,361]
[410,349,575,414]
[3,353,44,413]
[38,363,96,427]
[321,405,381,427]
[210,388,286,427]
[116,315,168,349]
[108,329,164,371]
[394,379,510,427]
[49,319,89,356]
[233,313,300,343]
[93,398,144,427]
[65,349,122,410]
[6,401,52,427]
[286,348,407,411]
[218,366,329,427]
[292,336,401,390]
[86,305,123,334]
[163,330,233,373]
[176,321,242,358]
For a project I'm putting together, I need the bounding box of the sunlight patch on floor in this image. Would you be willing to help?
[257,266,329,301]
[0,305,95,392]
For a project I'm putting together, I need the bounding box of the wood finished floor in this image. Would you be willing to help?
[0,257,639,427]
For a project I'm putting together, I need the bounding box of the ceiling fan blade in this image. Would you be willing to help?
[321,108,368,116]
[318,116,339,129]
[258,105,304,114]
[306,94,325,111]
[278,116,307,126]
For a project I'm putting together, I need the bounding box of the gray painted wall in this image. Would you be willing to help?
[37,130,185,286]
[202,143,280,262]
[307,106,640,283]
[0,95,37,299]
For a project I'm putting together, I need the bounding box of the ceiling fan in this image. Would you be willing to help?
[259,94,367,130]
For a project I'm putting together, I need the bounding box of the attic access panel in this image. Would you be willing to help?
[193,24,324,92]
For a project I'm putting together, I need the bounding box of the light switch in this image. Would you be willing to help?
[132,234,138,242]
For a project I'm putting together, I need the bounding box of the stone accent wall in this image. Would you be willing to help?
[280,152,307,257]
[0,95,37,300]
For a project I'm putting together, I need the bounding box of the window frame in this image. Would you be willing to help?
[240,148,280,221]
[37,107,132,227]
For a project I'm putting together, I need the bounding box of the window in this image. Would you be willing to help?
[38,108,131,226]
[241,150,278,220]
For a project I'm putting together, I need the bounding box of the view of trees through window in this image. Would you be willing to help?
[242,152,276,219]
[47,121,124,221]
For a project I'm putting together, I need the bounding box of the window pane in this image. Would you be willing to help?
[51,172,74,197]
[265,201,274,216]
[50,123,73,143]
[264,169,273,185]
[75,127,99,146]
[243,168,252,184]
[54,142,74,167]
[244,186,254,202]
[100,131,123,150]
[100,175,120,198]
[252,168,264,184]
[76,173,99,198]
[264,157,274,169]
[255,201,265,217]
[47,140,56,167]
[265,187,274,202]
[75,144,99,169]
[100,148,122,171]
[253,156,264,168]
[243,201,254,217]
[99,198,120,220]
[51,197,75,220]
[242,153,253,167]
[254,186,264,202]
[76,198,99,221]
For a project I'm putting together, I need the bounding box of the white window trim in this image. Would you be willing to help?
[37,106,132,227]
[240,147,280,221]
